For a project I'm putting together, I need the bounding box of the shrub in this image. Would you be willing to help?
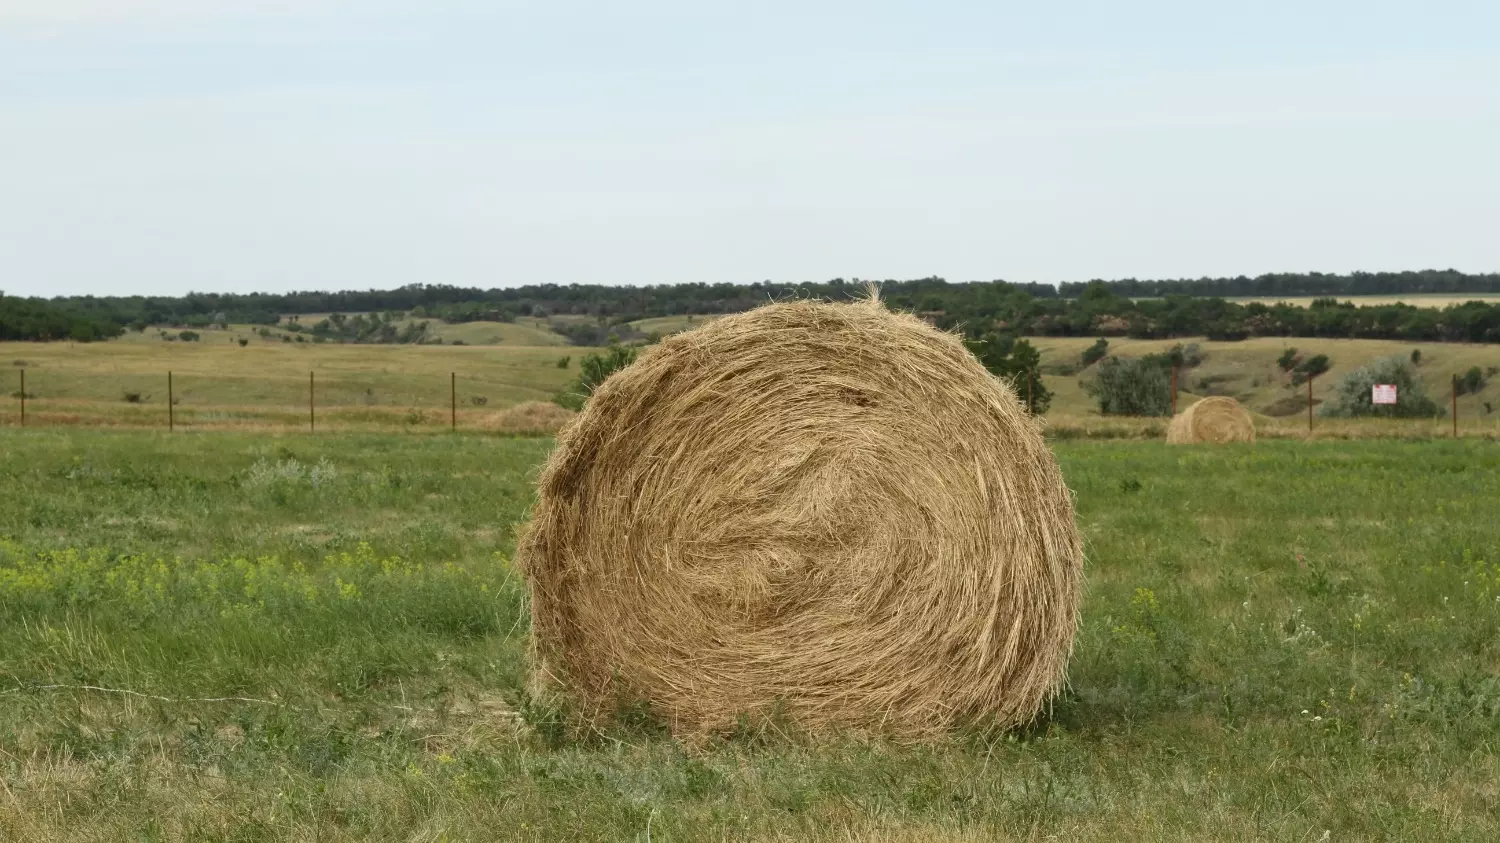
[1320,357,1439,418]
[1277,347,1301,372]
[1457,366,1487,396]
[122,391,144,403]
[1085,357,1171,417]
[1080,338,1109,367]
[237,338,249,347]
[1410,349,1422,366]
[1142,343,1202,372]
[554,345,637,410]
[178,330,200,342]
[557,356,571,369]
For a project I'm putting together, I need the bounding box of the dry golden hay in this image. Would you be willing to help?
[478,401,576,435]
[1165,396,1256,444]
[516,297,1084,739]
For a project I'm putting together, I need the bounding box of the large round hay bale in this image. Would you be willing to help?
[1165,396,1256,444]
[517,298,1084,739]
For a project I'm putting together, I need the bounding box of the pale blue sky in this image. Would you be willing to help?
[2,1,1497,297]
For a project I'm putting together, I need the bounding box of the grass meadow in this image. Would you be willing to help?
[1,430,1497,840]
[5,333,1498,437]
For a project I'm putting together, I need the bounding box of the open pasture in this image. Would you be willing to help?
[8,334,1500,438]
[1,430,1497,840]
[1,340,584,431]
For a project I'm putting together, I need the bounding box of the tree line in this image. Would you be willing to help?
[3,270,1500,344]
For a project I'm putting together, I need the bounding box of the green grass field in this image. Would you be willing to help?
[2,430,1497,840]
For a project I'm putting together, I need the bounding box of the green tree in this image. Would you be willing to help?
[1291,354,1330,385]
[554,345,638,410]
[966,332,1051,414]
[1084,357,1171,416]
[1277,347,1300,372]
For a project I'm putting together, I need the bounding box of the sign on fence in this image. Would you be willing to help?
[1372,384,1398,405]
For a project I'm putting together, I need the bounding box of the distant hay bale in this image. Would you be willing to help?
[1165,396,1256,444]
[516,298,1084,739]
[479,401,575,435]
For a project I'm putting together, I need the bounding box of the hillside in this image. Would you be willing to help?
[1033,336,1500,423]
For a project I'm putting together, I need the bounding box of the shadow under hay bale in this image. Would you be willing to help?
[1166,396,1256,444]
[516,296,1084,740]
[478,401,576,436]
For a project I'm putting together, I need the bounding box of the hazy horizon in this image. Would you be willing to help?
[4,1,1498,299]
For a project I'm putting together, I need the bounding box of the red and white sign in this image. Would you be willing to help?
[1372,384,1398,405]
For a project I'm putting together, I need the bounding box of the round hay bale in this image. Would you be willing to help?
[1165,396,1256,444]
[517,298,1084,739]
[478,401,576,436]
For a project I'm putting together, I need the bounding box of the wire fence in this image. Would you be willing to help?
[4,368,574,435]
[5,366,1497,438]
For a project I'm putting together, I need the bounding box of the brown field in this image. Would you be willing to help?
[4,328,1498,437]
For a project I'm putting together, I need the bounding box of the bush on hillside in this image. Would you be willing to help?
[554,345,638,410]
[1456,366,1488,396]
[1085,356,1171,417]
[1320,356,1439,418]
[1080,338,1110,367]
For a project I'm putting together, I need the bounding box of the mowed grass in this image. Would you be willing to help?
[1,430,1498,840]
